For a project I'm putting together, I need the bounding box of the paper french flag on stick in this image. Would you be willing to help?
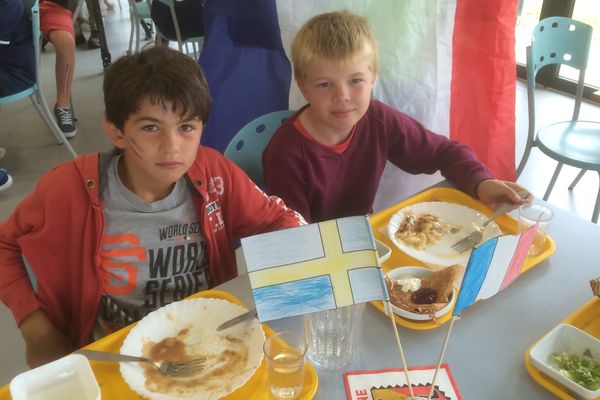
[241,216,388,323]
[452,222,539,316]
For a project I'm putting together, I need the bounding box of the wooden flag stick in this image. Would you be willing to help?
[386,301,416,399]
[426,316,457,400]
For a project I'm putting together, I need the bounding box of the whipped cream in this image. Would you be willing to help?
[395,276,421,292]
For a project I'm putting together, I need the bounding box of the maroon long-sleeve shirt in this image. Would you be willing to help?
[263,99,494,223]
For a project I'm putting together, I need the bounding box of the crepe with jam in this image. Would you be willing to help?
[386,265,460,319]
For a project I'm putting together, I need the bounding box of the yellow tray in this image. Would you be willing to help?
[525,296,600,400]
[0,290,318,400]
[369,187,556,330]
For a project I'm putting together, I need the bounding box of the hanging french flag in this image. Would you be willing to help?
[452,223,538,316]
[199,0,517,198]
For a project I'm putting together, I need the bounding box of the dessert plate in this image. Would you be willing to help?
[120,297,265,400]
[387,201,502,267]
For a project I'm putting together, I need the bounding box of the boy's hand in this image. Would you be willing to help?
[19,309,74,368]
[475,179,532,211]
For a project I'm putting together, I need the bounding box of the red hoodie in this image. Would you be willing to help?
[0,147,303,347]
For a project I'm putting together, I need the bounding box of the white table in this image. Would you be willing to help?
[218,200,600,399]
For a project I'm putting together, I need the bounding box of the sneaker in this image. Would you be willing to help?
[87,31,101,49]
[53,106,77,138]
[0,169,13,193]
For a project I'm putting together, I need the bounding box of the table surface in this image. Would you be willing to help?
[220,200,600,400]
[1,196,597,399]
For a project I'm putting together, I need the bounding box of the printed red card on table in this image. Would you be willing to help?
[344,364,462,400]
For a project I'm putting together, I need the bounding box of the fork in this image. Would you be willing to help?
[451,191,528,253]
[75,349,206,377]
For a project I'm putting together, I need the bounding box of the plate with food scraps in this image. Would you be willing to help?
[387,201,502,267]
[119,297,265,400]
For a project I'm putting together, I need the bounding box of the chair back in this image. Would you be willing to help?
[224,110,295,187]
[152,0,204,56]
[526,17,593,121]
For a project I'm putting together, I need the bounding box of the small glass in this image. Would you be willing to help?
[263,331,307,400]
[518,202,553,256]
[303,303,364,370]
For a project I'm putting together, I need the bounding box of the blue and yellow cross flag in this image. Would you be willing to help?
[241,216,389,322]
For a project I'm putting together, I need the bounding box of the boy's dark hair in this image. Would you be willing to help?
[103,46,211,130]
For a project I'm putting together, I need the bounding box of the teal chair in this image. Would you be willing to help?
[153,0,204,58]
[127,0,152,54]
[0,0,77,158]
[224,110,295,187]
[516,17,600,223]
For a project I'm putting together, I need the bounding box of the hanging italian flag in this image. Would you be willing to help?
[199,0,517,204]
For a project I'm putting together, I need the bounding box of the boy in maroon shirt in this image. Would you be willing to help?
[263,10,530,223]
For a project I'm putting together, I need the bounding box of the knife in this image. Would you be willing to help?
[216,308,258,331]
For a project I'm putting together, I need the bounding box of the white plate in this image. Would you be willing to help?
[386,266,456,321]
[120,297,265,400]
[387,202,502,267]
[530,324,600,399]
[10,354,100,400]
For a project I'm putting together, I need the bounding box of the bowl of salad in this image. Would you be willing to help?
[529,324,600,399]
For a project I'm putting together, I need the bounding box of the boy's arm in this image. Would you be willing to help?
[224,160,305,239]
[0,192,48,333]
[19,309,74,368]
[386,111,494,197]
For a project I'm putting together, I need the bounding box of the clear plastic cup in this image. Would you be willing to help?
[518,202,553,256]
[303,303,364,370]
[263,331,307,400]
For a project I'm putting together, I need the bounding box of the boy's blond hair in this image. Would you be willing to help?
[291,10,379,82]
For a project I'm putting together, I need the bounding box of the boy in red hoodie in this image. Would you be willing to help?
[0,46,303,368]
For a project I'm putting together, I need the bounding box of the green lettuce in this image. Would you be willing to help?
[550,349,600,391]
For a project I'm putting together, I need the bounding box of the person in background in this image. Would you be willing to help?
[40,0,78,137]
[74,0,101,49]
[0,148,12,193]
[151,0,204,44]
[0,46,304,368]
[263,10,530,223]
[0,0,35,97]
[1,0,37,192]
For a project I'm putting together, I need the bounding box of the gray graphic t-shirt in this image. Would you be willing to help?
[95,155,210,337]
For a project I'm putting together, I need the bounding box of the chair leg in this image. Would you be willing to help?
[135,15,141,53]
[30,94,62,144]
[543,162,563,201]
[593,172,600,224]
[516,139,535,179]
[128,11,135,54]
[568,169,586,190]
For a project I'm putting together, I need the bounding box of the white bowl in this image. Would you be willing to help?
[376,239,392,263]
[529,324,600,399]
[10,354,100,400]
[385,266,456,321]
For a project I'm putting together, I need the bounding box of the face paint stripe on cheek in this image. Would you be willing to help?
[127,137,144,159]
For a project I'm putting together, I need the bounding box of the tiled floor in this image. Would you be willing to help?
[1,6,599,386]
